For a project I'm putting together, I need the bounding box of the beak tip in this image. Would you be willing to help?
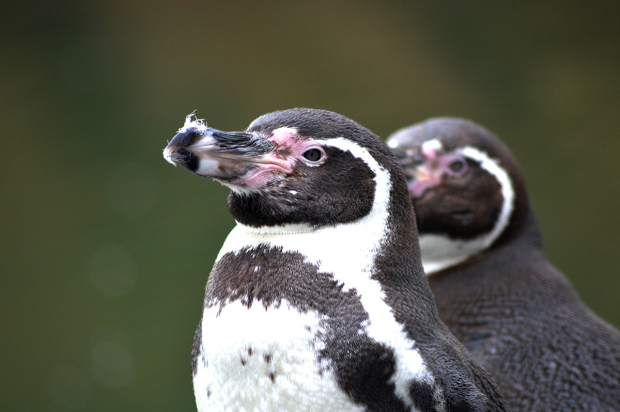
[163,146,178,166]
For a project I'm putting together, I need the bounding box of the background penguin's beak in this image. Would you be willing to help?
[163,119,293,190]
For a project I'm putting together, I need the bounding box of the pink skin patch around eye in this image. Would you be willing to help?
[408,147,467,199]
[269,128,321,158]
[235,128,322,189]
[269,127,299,146]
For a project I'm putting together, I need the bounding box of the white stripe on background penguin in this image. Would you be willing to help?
[387,117,620,412]
[163,109,508,412]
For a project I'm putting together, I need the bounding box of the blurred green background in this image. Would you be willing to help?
[1,1,619,410]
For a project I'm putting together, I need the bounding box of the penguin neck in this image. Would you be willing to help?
[214,161,430,318]
[216,149,395,286]
[216,136,427,290]
[219,210,390,272]
[430,207,545,282]
[426,208,562,341]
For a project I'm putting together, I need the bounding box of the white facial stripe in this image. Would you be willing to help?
[421,139,442,154]
[215,137,432,408]
[271,126,299,139]
[420,146,515,275]
[461,146,515,239]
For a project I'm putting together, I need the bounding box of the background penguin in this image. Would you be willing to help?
[163,109,508,412]
[387,117,620,411]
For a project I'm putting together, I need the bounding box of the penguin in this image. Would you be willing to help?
[163,109,508,412]
[387,117,620,412]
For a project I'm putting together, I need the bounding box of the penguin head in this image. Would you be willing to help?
[165,108,411,230]
[387,117,529,274]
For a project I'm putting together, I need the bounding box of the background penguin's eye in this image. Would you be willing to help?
[303,148,323,162]
[448,158,466,174]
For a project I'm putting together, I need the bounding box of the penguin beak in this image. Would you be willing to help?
[164,117,293,190]
[408,165,442,199]
[392,151,440,200]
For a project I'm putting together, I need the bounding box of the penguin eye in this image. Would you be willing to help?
[448,158,467,175]
[302,147,324,163]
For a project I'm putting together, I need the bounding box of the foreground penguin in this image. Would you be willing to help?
[387,118,620,412]
[163,109,508,412]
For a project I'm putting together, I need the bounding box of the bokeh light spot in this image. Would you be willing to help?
[90,341,135,388]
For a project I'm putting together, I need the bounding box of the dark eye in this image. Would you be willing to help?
[303,148,323,162]
[448,158,466,174]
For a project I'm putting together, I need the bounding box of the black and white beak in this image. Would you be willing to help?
[163,116,293,190]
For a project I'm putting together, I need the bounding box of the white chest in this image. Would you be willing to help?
[193,300,365,412]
